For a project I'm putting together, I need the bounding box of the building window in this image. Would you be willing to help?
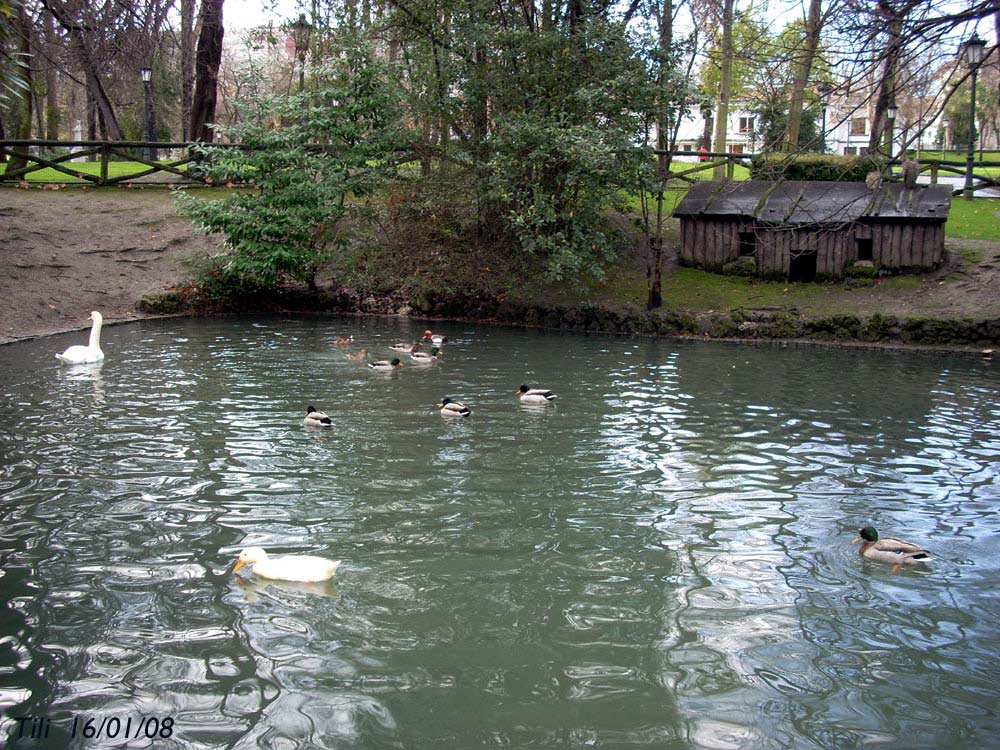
[739,116,755,134]
[858,146,869,155]
[844,147,857,155]
[729,144,744,154]
[682,144,692,152]
[738,232,756,257]
[850,117,867,136]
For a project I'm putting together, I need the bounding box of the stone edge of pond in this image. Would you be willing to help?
[122,286,1000,357]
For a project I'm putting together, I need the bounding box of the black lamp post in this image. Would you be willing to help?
[290,14,312,92]
[962,32,986,200]
[140,66,157,162]
[817,81,833,153]
[885,101,897,159]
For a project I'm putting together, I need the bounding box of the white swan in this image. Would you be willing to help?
[56,311,105,365]
[233,547,342,582]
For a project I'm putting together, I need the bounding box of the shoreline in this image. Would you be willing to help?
[6,297,994,359]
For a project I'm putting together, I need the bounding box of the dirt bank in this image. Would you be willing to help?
[0,186,222,344]
[2,185,999,349]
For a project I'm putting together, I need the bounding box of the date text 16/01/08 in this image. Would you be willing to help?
[10,715,175,741]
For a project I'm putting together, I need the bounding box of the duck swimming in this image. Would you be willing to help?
[233,547,342,582]
[368,357,402,371]
[422,330,447,346]
[439,397,470,417]
[852,526,931,570]
[303,405,333,427]
[517,384,557,403]
[411,347,441,364]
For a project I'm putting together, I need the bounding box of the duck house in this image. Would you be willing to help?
[672,180,952,281]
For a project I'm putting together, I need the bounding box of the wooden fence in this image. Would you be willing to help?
[0,139,242,186]
[1,140,997,196]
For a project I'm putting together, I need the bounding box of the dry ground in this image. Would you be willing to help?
[0,186,223,344]
[1,186,998,346]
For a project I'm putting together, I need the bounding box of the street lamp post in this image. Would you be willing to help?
[817,81,833,153]
[140,67,157,162]
[885,101,897,160]
[962,33,986,200]
[290,14,312,93]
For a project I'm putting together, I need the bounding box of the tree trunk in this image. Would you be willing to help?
[43,0,124,140]
[44,8,60,141]
[189,0,224,142]
[712,0,735,179]
[784,0,822,152]
[5,2,33,174]
[648,0,673,310]
[181,0,196,140]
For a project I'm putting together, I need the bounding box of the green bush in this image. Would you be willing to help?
[722,257,757,276]
[175,42,403,294]
[749,153,888,182]
[845,261,878,279]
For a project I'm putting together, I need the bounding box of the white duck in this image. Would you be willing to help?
[56,311,105,365]
[233,547,342,582]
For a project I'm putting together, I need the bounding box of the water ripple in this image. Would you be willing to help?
[0,320,998,748]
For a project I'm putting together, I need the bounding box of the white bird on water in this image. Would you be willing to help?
[55,311,105,365]
[233,547,342,582]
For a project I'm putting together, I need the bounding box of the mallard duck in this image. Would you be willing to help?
[347,348,369,360]
[303,405,332,427]
[411,347,441,364]
[56,311,105,365]
[422,330,447,346]
[439,397,470,417]
[518,384,556,403]
[368,357,402,371]
[390,342,418,353]
[233,547,342,582]
[852,526,931,570]
[334,336,354,345]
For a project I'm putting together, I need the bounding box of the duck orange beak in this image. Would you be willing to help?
[851,536,862,544]
[233,559,246,572]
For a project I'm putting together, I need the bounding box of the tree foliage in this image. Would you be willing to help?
[176,42,404,292]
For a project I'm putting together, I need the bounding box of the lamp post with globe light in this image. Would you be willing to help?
[140,66,157,162]
[961,33,986,200]
[290,14,312,93]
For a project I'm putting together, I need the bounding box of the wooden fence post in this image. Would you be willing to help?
[100,142,110,185]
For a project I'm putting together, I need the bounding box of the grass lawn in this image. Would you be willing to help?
[545,263,927,318]
[946,198,1000,240]
[0,160,180,183]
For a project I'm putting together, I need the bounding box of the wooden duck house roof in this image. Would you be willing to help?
[672,180,952,226]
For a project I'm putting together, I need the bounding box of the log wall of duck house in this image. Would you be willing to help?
[870,223,944,270]
[679,217,742,270]
[756,227,789,276]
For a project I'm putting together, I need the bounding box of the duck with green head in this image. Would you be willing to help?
[852,526,930,570]
[368,357,402,371]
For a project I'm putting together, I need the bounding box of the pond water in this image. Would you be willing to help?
[1,316,999,750]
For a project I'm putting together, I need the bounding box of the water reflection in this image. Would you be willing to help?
[0,320,998,749]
